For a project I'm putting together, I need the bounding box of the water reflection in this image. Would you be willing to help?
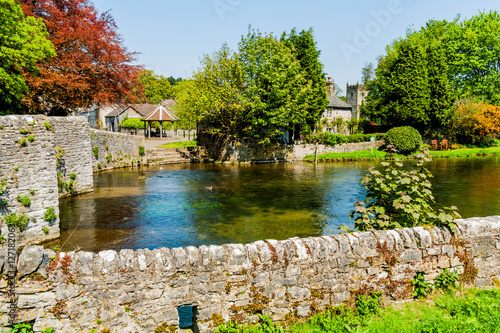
[48,156,500,252]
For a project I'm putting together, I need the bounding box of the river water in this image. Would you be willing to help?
[50,156,500,252]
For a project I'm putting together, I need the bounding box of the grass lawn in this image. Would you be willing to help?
[157,140,197,148]
[305,146,500,162]
[216,288,500,332]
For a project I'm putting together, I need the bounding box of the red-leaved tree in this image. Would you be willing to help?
[20,0,142,114]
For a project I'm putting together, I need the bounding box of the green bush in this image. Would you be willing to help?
[92,146,99,159]
[17,195,31,207]
[309,133,385,146]
[384,126,422,155]
[3,213,29,231]
[44,206,57,222]
[139,146,145,156]
[120,118,145,129]
[349,148,460,232]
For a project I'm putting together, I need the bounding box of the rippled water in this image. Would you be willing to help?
[49,156,500,252]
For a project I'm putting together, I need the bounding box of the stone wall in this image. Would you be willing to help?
[206,141,383,164]
[90,129,145,172]
[0,115,60,246]
[50,117,93,197]
[291,141,384,161]
[2,216,499,332]
[145,147,206,166]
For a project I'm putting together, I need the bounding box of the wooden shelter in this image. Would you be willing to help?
[141,105,180,138]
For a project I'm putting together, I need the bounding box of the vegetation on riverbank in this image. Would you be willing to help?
[305,146,500,162]
[157,140,197,148]
[215,287,500,333]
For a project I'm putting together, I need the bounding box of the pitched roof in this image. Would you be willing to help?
[327,94,353,109]
[141,105,180,122]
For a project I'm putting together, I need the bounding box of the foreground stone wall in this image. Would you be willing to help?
[90,129,145,172]
[2,217,499,332]
[0,115,60,246]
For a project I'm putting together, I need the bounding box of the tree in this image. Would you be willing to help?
[20,0,141,114]
[0,0,55,114]
[172,79,204,139]
[361,62,374,85]
[167,76,182,86]
[238,28,310,143]
[445,11,500,105]
[364,37,431,130]
[137,70,173,104]
[282,28,328,129]
[449,100,500,145]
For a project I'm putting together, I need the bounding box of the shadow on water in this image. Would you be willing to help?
[48,156,500,252]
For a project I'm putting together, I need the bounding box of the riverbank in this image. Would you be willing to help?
[304,146,500,162]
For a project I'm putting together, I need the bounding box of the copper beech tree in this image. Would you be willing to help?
[20,0,142,114]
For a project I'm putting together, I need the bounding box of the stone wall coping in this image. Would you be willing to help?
[45,216,500,279]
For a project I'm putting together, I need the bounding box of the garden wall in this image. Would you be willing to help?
[206,141,384,163]
[2,216,499,332]
[90,129,145,172]
[291,141,384,160]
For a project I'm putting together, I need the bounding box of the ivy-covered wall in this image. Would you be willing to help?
[1,216,499,332]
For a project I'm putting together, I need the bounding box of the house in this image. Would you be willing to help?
[319,77,354,133]
[103,100,178,132]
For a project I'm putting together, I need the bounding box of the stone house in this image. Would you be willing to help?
[346,83,368,120]
[319,77,354,134]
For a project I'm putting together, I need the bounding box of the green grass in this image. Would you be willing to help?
[157,140,197,148]
[292,288,500,333]
[305,146,500,162]
[215,288,500,333]
[429,146,500,158]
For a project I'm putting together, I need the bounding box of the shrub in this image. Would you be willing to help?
[28,135,35,142]
[449,101,500,146]
[3,213,29,231]
[308,132,385,146]
[17,195,31,207]
[139,146,145,156]
[19,137,27,147]
[384,126,421,155]
[19,128,29,134]
[44,207,57,222]
[120,118,146,129]
[349,147,460,232]
[44,122,52,130]
[92,146,99,159]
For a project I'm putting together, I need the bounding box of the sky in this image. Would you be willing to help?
[91,0,499,96]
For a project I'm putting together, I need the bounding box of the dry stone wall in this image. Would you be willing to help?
[50,117,93,197]
[209,141,383,164]
[0,115,60,246]
[2,216,499,332]
[291,141,384,161]
[90,129,145,172]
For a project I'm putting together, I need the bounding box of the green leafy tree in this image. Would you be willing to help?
[137,70,173,104]
[361,62,375,85]
[0,0,55,114]
[192,44,245,138]
[238,28,309,144]
[282,28,328,129]
[172,79,204,139]
[445,11,500,104]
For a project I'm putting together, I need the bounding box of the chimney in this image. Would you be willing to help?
[326,77,334,96]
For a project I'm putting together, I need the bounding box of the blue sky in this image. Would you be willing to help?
[91,0,499,96]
